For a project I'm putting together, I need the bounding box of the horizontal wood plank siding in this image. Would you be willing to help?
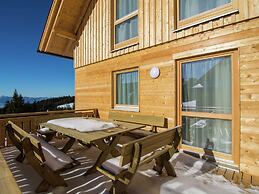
[240,41,259,176]
[75,17,259,176]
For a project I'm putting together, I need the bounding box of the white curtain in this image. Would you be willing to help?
[180,0,231,20]
[182,56,232,114]
[116,71,138,105]
[115,16,138,44]
[116,0,138,19]
[182,56,232,154]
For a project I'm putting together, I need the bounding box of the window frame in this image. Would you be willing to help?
[176,0,238,29]
[177,50,240,164]
[113,68,140,112]
[112,0,139,51]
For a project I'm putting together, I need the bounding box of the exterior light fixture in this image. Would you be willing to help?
[150,66,160,79]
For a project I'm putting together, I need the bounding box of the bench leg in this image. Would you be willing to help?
[153,157,163,174]
[110,180,128,194]
[36,180,50,193]
[162,152,176,177]
[16,152,25,163]
[153,152,177,177]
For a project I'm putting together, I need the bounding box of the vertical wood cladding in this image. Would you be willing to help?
[74,0,259,68]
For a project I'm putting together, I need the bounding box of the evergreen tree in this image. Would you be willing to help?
[4,89,25,113]
[0,92,75,114]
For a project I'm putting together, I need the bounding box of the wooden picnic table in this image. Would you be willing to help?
[40,118,145,175]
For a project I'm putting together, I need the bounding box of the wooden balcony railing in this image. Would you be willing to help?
[0,109,99,147]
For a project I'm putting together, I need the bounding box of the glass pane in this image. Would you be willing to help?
[180,0,231,20]
[182,116,232,154]
[116,70,138,105]
[115,16,138,44]
[116,0,138,19]
[182,56,232,114]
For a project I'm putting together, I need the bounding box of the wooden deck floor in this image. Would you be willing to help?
[1,140,259,194]
[0,151,21,194]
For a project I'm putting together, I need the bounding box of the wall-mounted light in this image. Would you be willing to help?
[150,66,160,79]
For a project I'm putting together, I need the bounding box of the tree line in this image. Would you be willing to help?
[0,90,74,114]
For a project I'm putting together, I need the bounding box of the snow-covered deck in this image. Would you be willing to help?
[1,139,258,194]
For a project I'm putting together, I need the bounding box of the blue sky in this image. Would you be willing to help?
[0,0,74,97]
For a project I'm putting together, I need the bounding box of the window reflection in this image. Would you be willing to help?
[182,56,232,114]
[182,117,232,154]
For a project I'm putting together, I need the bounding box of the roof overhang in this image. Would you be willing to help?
[38,0,91,59]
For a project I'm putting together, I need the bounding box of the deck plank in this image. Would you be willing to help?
[252,176,259,186]
[217,168,226,176]
[224,169,234,181]
[0,151,21,194]
[233,171,243,185]
[242,173,252,188]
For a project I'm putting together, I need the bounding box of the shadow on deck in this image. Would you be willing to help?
[1,138,258,194]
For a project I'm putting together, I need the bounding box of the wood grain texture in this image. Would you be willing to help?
[75,17,259,176]
[0,152,21,194]
[72,0,259,67]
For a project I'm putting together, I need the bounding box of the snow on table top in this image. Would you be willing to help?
[47,117,117,132]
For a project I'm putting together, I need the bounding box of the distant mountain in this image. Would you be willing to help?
[0,96,48,108]
[23,97,49,104]
[0,96,10,108]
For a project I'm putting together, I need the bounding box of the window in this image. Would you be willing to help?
[177,51,239,162]
[113,69,139,111]
[177,0,238,29]
[113,0,138,50]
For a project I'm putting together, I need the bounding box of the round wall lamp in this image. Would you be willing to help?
[150,66,160,79]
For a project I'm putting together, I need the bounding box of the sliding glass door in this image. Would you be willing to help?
[178,51,239,162]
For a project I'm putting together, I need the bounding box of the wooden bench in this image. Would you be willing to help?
[5,121,75,193]
[97,125,181,194]
[109,111,168,139]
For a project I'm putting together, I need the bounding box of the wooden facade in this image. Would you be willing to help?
[39,0,259,176]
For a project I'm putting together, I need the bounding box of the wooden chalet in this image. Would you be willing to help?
[38,0,259,177]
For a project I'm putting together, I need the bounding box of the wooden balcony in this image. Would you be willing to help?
[0,110,258,193]
[0,109,99,148]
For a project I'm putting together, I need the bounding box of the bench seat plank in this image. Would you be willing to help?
[31,135,73,171]
[102,156,129,175]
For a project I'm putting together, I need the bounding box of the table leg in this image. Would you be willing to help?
[44,131,56,142]
[84,135,121,176]
[61,137,76,153]
[94,138,120,157]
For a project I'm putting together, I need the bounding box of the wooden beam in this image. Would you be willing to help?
[64,40,75,58]
[55,29,77,41]
[74,0,92,34]
[45,0,65,51]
